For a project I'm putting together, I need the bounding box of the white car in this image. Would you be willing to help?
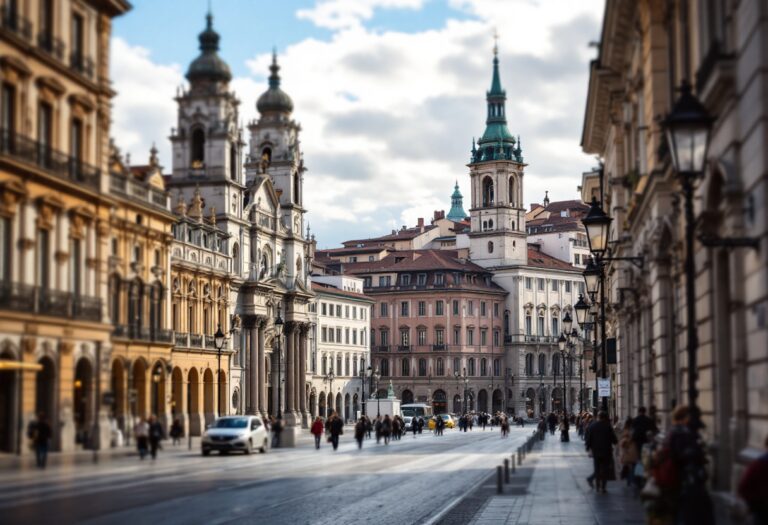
[201,416,268,455]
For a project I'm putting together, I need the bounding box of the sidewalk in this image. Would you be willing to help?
[466,434,646,525]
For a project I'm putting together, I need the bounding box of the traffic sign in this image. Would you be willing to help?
[598,378,610,397]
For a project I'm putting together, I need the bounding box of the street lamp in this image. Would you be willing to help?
[373,367,382,416]
[214,325,225,418]
[582,198,612,257]
[274,306,284,419]
[663,80,712,435]
[323,367,335,416]
[574,294,589,328]
[361,364,372,416]
[562,311,573,335]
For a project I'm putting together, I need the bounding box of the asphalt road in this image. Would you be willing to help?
[0,426,534,525]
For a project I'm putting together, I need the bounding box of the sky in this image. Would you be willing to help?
[111,0,604,248]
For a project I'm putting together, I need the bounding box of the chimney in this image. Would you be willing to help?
[417,217,424,231]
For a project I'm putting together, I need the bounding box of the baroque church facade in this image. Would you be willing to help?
[167,14,314,443]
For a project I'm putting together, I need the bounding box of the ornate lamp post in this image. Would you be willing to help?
[274,307,284,419]
[663,80,713,434]
[323,367,335,416]
[373,367,382,416]
[361,365,372,416]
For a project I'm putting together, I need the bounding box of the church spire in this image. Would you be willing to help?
[447,180,468,222]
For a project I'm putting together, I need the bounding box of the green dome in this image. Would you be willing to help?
[186,14,232,83]
[257,53,293,114]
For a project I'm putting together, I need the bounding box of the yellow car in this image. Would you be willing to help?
[428,414,455,430]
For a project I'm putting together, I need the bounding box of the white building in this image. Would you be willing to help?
[525,199,591,268]
[309,275,373,421]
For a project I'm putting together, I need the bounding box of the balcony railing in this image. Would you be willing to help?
[0,282,102,321]
[432,344,447,351]
[189,334,203,348]
[155,329,174,343]
[0,129,100,190]
[113,325,174,343]
[373,345,390,352]
[0,6,32,41]
[505,335,556,344]
[174,332,189,347]
[397,345,411,352]
[205,335,216,349]
[37,31,65,61]
[109,172,169,210]
[69,52,94,79]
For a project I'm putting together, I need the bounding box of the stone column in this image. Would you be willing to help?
[299,324,308,427]
[257,319,266,416]
[294,329,301,421]
[248,324,258,414]
[284,323,295,415]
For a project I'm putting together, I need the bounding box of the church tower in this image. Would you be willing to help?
[468,44,527,268]
[447,181,468,221]
[169,13,246,224]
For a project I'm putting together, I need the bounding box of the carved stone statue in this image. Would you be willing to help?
[387,380,395,399]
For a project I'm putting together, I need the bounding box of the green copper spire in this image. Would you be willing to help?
[472,41,520,163]
[447,181,468,221]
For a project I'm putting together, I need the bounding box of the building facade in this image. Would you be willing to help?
[309,275,372,422]
[581,0,768,508]
[525,198,590,268]
[166,15,314,442]
[0,0,132,455]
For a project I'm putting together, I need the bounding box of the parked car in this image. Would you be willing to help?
[201,416,268,456]
[428,414,455,430]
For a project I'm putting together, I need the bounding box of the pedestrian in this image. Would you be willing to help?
[169,418,183,446]
[547,412,557,435]
[375,416,382,444]
[411,417,418,437]
[619,418,639,487]
[537,416,546,441]
[28,412,52,469]
[585,410,617,493]
[311,416,324,449]
[417,416,424,434]
[392,417,401,440]
[501,415,509,438]
[354,417,366,449]
[134,417,149,460]
[271,416,283,448]
[631,406,656,454]
[737,434,768,525]
[382,415,392,445]
[329,413,344,450]
[481,413,487,431]
[560,417,570,442]
[148,415,164,460]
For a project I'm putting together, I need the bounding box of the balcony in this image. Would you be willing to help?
[205,335,216,350]
[114,325,174,343]
[397,345,411,352]
[0,282,102,321]
[189,334,203,348]
[37,31,65,61]
[110,172,169,210]
[69,52,94,79]
[0,7,32,41]
[0,129,100,191]
[373,345,390,353]
[174,332,189,347]
[432,344,447,351]
[506,335,556,344]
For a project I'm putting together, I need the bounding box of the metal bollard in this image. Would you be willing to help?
[497,466,503,494]
[511,454,516,473]
[504,458,510,483]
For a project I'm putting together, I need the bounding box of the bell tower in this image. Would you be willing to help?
[468,44,527,268]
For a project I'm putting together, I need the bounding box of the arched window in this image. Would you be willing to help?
[149,281,162,335]
[493,358,500,376]
[128,279,143,335]
[232,243,240,275]
[553,353,561,376]
[508,176,516,206]
[538,353,546,375]
[453,357,460,375]
[110,274,121,325]
[191,127,205,166]
[293,172,300,204]
[482,176,494,206]
[468,358,476,376]
[380,359,389,377]
[436,358,444,376]
[418,358,427,377]
[402,358,410,377]
[229,144,237,180]
[480,358,487,376]
[488,241,494,253]
[525,353,534,375]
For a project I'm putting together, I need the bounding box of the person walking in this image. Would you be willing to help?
[134,417,149,460]
[354,418,367,449]
[585,410,617,493]
[560,417,570,442]
[271,416,283,448]
[148,415,164,460]
[374,416,382,444]
[738,434,768,525]
[619,418,639,487]
[169,418,183,446]
[311,416,324,450]
[631,407,656,455]
[411,417,418,437]
[381,415,392,445]
[329,413,344,451]
[547,412,557,435]
[28,413,52,468]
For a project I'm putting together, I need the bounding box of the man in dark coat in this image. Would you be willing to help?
[631,406,656,451]
[585,411,617,493]
[28,413,53,468]
[329,414,344,450]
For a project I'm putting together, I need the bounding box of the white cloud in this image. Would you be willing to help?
[110,38,183,167]
[297,0,426,30]
[110,0,603,246]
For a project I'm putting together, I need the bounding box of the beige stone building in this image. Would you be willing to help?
[0,0,131,455]
[581,0,768,507]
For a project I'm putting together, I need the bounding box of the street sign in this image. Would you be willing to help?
[598,378,610,397]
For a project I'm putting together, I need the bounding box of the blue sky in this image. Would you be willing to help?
[110,0,604,248]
